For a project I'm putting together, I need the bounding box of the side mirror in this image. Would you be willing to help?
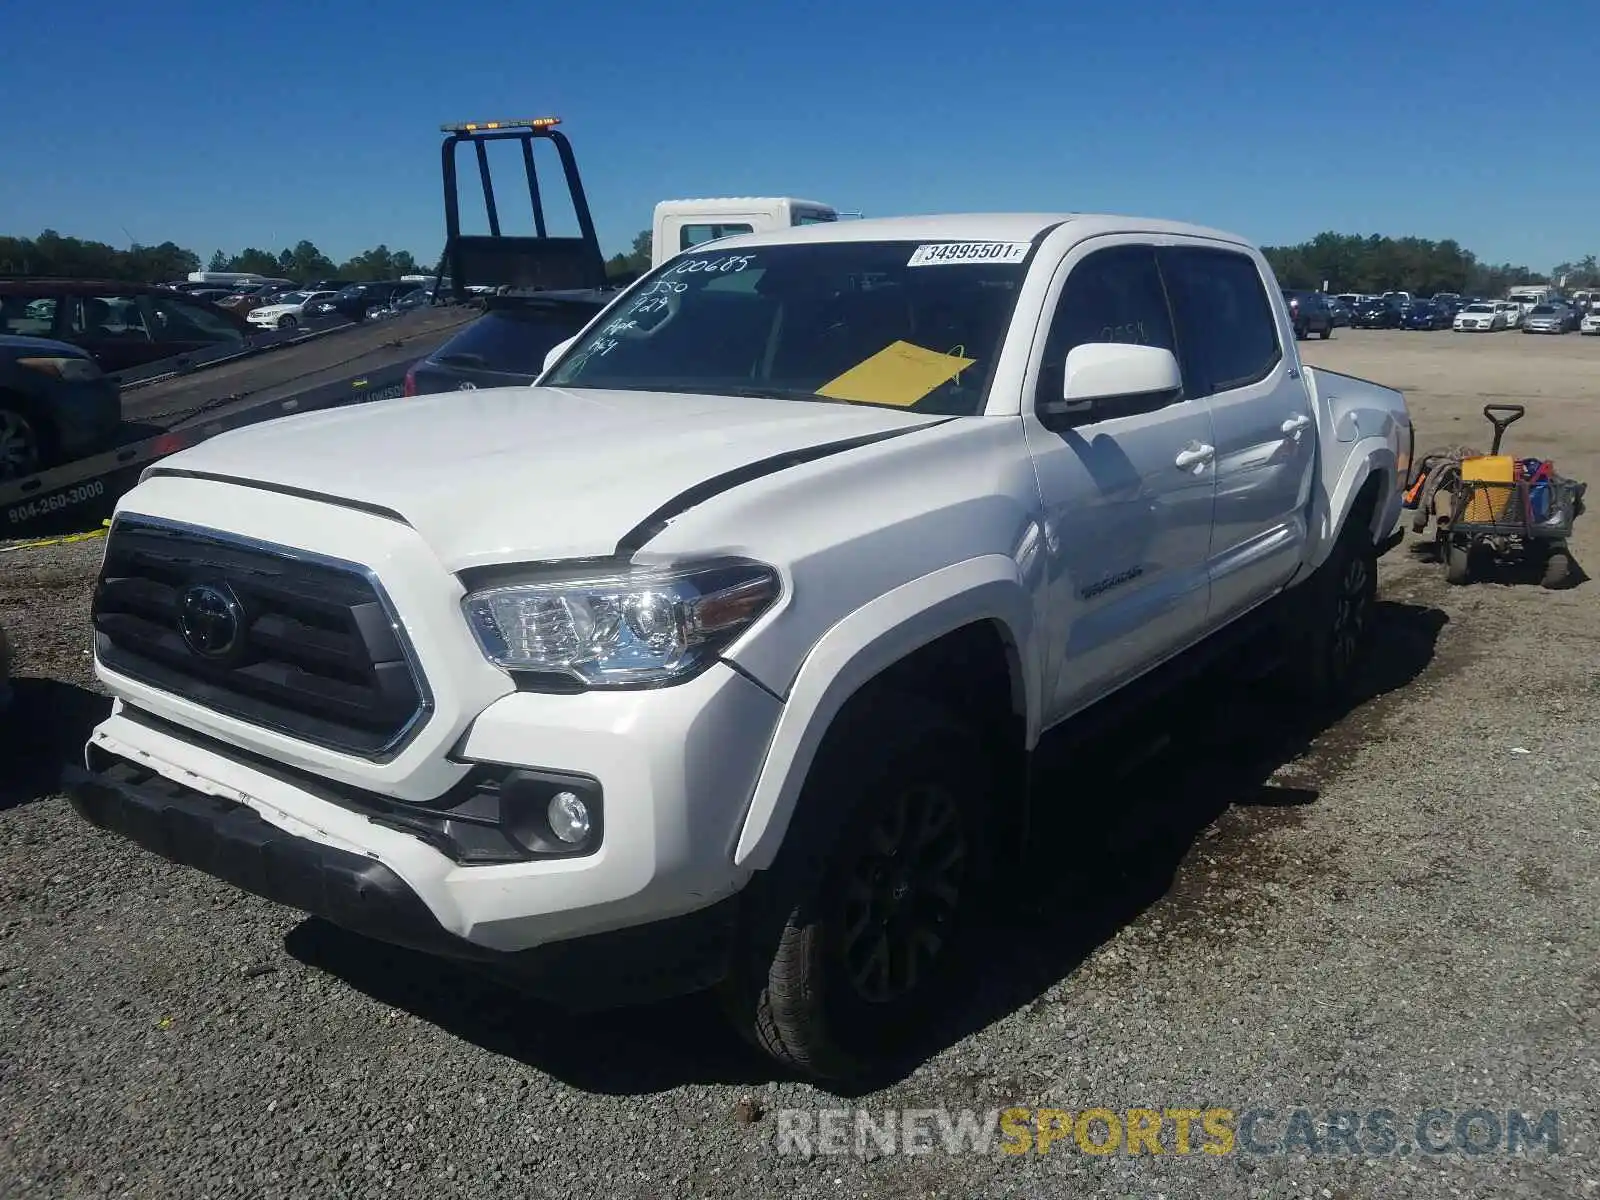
[1041,342,1182,426]
[541,335,578,375]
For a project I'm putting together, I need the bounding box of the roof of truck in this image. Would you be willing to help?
[704,212,1256,250]
[655,196,834,209]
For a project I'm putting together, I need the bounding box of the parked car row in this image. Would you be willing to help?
[1293,287,1600,337]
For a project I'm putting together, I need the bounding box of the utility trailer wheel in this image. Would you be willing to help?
[1444,537,1475,585]
[1540,544,1573,590]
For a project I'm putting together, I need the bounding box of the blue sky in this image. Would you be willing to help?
[2,1,1595,272]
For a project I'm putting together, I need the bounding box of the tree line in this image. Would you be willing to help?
[4,225,1595,296]
[0,231,435,284]
[1263,233,1600,297]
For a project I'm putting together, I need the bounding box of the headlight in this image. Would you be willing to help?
[16,355,102,382]
[462,559,780,688]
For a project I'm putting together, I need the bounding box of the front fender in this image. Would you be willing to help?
[731,555,1038,870]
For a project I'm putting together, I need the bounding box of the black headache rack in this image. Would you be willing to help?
[437,117,607,297]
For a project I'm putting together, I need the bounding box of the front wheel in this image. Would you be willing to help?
[721,692,993,1081]
[0,405,46,482]
[277,314,299,331]
[1319,323,1332,340]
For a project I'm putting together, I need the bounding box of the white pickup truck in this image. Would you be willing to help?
[68,213,1413,1081]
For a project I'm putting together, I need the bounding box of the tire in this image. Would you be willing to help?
[1541,547,1572,590]
[1277,515,1379,705]
[277,314,299,331]
[1319,323,1332,340]
[0,403,46,482]
[721,691,994,1081]
[1444,537,1474,586]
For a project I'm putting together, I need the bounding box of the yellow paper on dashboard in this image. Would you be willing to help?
[816,341,976,408]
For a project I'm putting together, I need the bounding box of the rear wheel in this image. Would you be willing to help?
[1319,323,1332,340]
[1277,514,1379,705]
[0,404,46,482]
[722,692,993,1081]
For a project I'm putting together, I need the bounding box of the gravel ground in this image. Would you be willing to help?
[1,329,1597,1198]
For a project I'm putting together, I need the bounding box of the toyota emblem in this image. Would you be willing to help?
[178,583,243,659]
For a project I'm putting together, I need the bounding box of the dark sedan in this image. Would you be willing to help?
[1402,300,1450,330]
[0,334,123,480]
[1352,298,1402,329]
[403,292,606,395]
[307,281,423,323]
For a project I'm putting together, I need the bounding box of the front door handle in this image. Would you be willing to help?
[1175,442,1215,470]
[1281,414,1312,435]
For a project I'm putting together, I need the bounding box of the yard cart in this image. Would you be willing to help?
[1433,404,1586,587]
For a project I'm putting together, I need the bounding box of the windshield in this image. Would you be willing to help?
[1463,304,1494,313]
[544,240,1031,415]
[1530,305,1556,315]
[274,291,309,305]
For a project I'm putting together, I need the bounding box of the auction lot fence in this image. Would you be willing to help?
[1,309,469,540]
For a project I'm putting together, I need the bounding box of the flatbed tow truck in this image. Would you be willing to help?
[2,116,613,540]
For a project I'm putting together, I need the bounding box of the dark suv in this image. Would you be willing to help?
[1282,290,1333,339]
[403,292,607,395]
[0,280,249,373]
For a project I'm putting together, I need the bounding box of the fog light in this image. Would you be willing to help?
[548,791,591,844]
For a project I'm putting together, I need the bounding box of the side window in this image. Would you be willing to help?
[142,295,244,342]
[0,293,58,337]
[1159,247,1281,397]
[1036,244,1177,411]
[68,295,152,341]
[678,222,754,251]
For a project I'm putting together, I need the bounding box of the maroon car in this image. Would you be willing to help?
[0,279,250,373]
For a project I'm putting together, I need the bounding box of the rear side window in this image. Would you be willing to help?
[679,222,754,251]
[430,305,601,375]
[0,292,58,337]
[1036,244,1178,411]
[1159,247,1281,396]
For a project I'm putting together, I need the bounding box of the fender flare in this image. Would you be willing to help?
[731,554,1038,870]
[1309,436,1398,572]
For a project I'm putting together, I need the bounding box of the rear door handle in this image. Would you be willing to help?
[1175,442,1215,470]
[1281,414,1312,435]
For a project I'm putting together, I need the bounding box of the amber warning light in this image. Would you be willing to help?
[441,117,561,133]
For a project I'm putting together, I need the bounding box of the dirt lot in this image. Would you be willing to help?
[1,328,1597,1198]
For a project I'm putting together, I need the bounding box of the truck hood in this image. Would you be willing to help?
[147,386,945,569]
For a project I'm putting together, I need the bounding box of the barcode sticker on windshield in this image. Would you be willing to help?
[907,241,1031,267]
